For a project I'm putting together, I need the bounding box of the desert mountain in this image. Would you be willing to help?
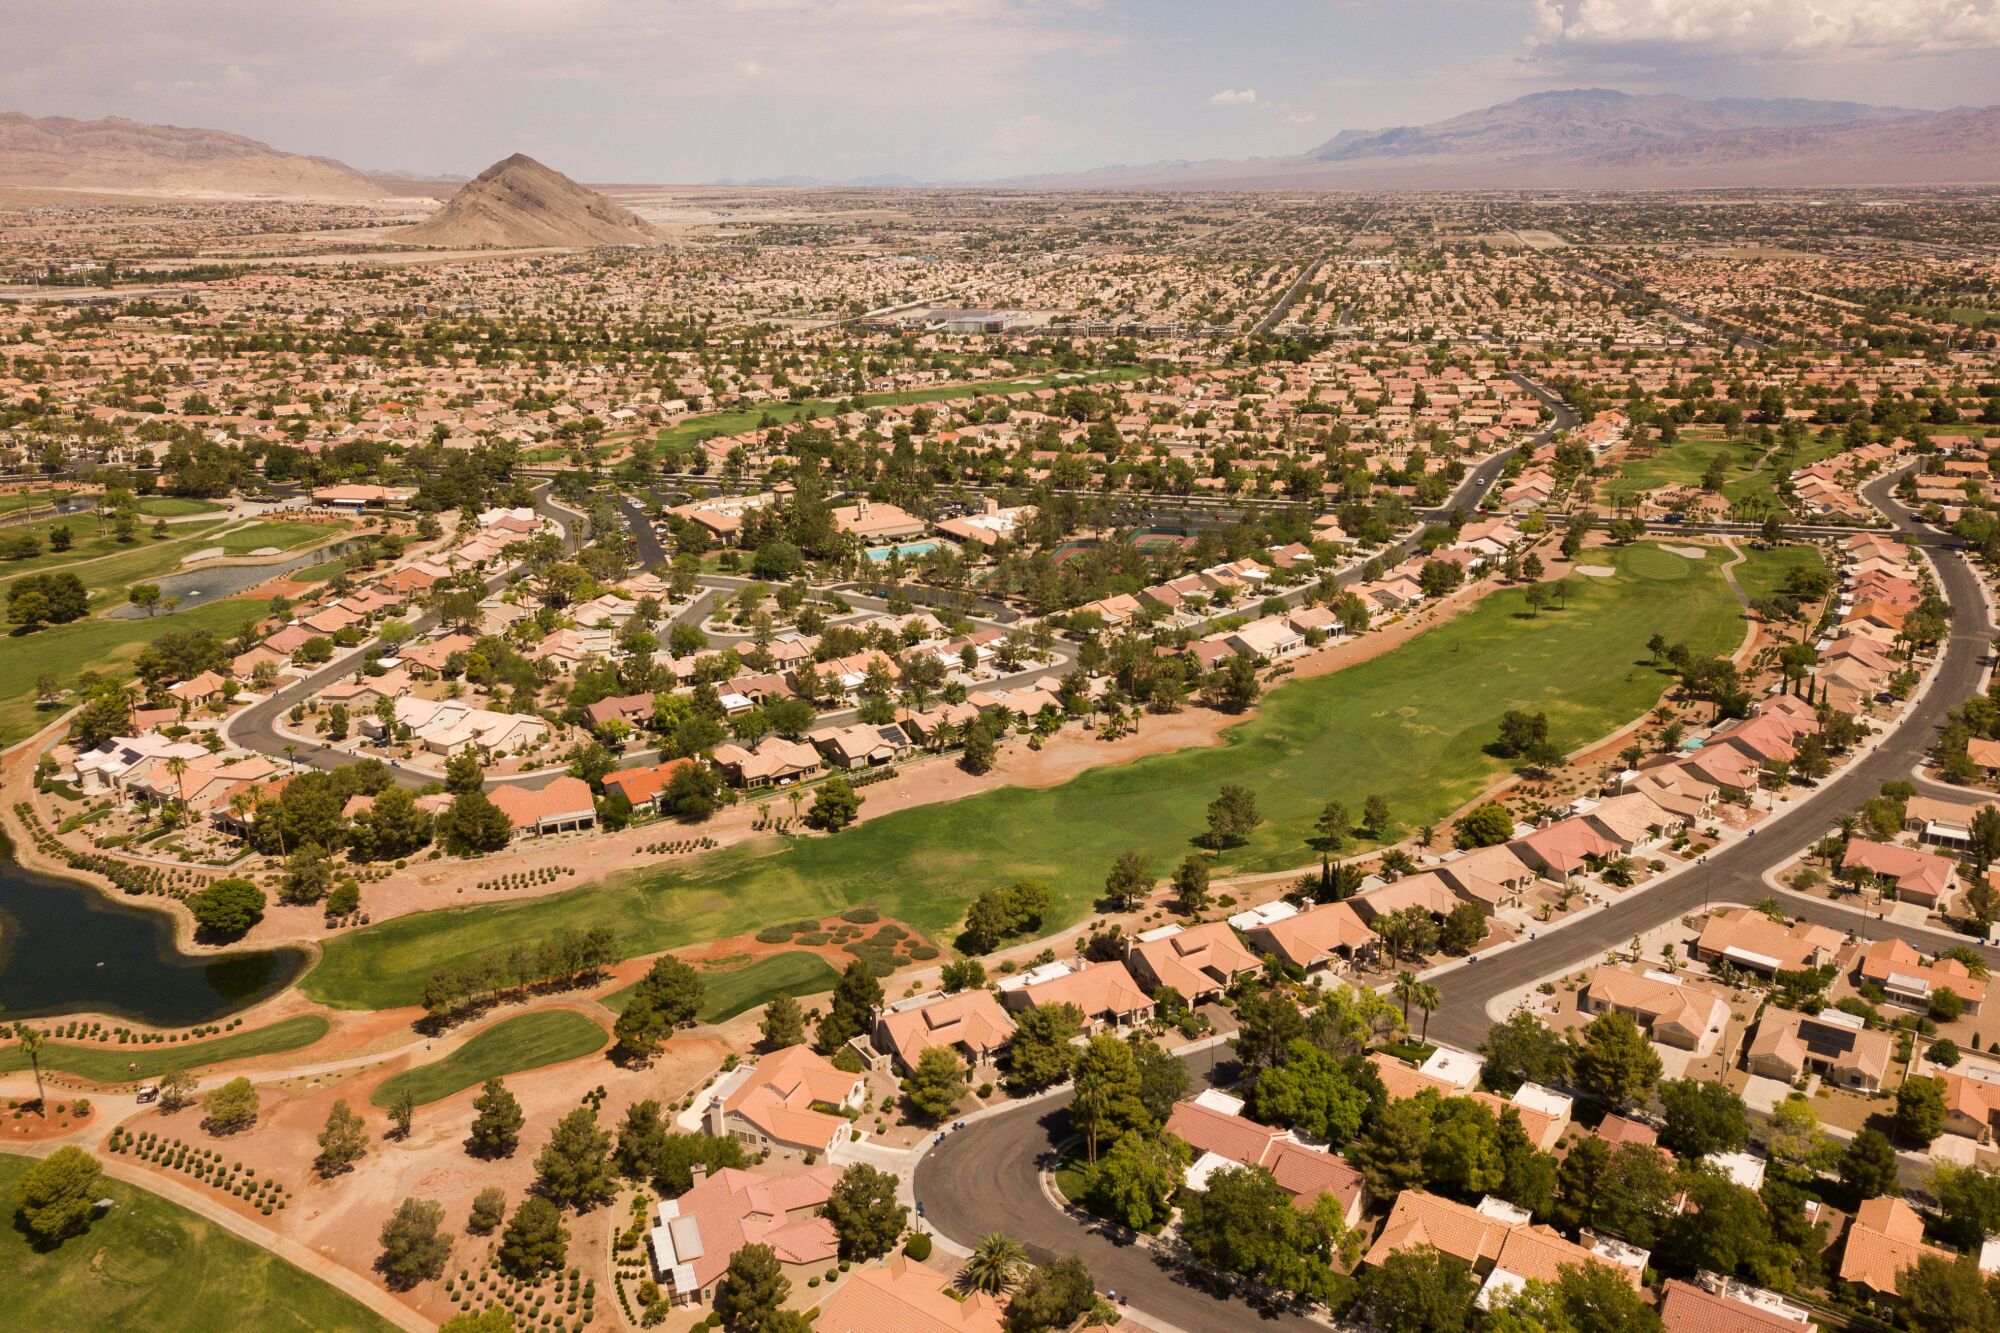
[400,154,659,248]
[996,89,2000,190]
[0,112,378,198]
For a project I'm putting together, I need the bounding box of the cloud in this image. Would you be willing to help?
[1528,0,2000,60]
[1210,87,1259,106]
[733,58,772,79]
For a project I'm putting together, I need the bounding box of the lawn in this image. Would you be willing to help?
[0,488,68,515]
[286,555,351,584]
[656,366,1147,451]
[0,1016,328,1083]
[0,1154,399,1332]
[0,517,227,597]
[0,594,266,747]
[214,521,340,556]
[1605,431,1846,516]
[304,542,1745,1010]
[368,1009,607,1108]
[136,497,224,517]
[1731,543,1831,610]
[602,951,842,1024]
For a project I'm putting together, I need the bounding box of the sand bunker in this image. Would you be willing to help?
[1574,564,1617,577]
[1660,544,1707,559]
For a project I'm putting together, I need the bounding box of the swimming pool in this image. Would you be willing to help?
[865,540,940,562]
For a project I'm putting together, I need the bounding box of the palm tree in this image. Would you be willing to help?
[961,1232,1026,1295]
[1413,982,1442,1042]
[164,754,190,829]
[1393,970,1422,1026]
[1416,824,1435,850]
[13,1023,45,1113]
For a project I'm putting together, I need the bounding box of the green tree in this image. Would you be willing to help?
[1353,1094,1434,1199]
[1173,854,1212,913]
[903,1046,969,1122]
[438,790,512,854]
[350,784,433,860]
[444,748,485,795]
[1658,1170,1773,1279]
[11,1146,102,1244]
[656,1132,746,1194]
[807,776,863,831]
[1129,1035,1190,1123]
[1658,1078,1750,1158]
[377,1197,451,1289]
[316,1098,369,1176]
[1205,783,1262,848]
[467,1078,524,1157]
[1313,799,1351,853]
[186,877,265,939]
[1571,1011,1662,1109]
[759,992,806,1049]
[1070,1033,1150,1162]
[1102,849,1152,911]
[1487,1262,1664,1333]
[1897,1075,1948,1148]
[1927,1162,2000,1250]
[499,1195,568,1279]
[961,1232,1027,1295]
[1454,802,1514,848]
[1250,1039,1374,1149]
[467,1186,506,1235]
[1083,1130,1188,1232]
[824,1163,907,1259]
[1007,1002,1084,1092]
[814,959,884,1053]
[202,1076,260,1133]
[614,1099,667,1180]
[533,1106,615,1209]
[1003,1255,1096,1333]
[1479,1011,1572,1096]
[1840,1128,1901,1201]
[1898,1256,2000,1333]
[1356,1245,1479,1333]
[614,956,704,1063]
[387,1086,415,1140]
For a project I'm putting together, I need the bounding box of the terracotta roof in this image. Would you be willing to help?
[1838,1197,1954,1295]
[1659,1279,1809,1333]
[817,1256,1005,1333]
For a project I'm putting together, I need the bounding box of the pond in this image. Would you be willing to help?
[0,848,308,1024]
[101,540,364,619]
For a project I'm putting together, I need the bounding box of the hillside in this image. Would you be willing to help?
[0,112,378,198]
[399,154,660,248]
[996,89,2000,191]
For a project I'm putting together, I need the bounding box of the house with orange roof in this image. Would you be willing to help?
[1841,839,1957,910]
[1694,907,1843,976]
[1511,816,1623,880]
[1234,900,1377,973]
[486,776,597,838]
[1747,1006,1894,1092]
[1837,1197,1954,1298]
[705,1046,866,1157]
[648,1163,841,1306]
[996,959,1154,1033]
[601,759,694,814]
[872,989,1016,1075]
[817,1255,1005,1333]
[1125,922,1262,1002]
[1362,1191,1643,1306]
[1580,965,1728,1051]
[1852,937,1986,1016]
[1165,1095,1366,1226]
[1659,1277,1814,1332]
[1938,1069,2000,1142]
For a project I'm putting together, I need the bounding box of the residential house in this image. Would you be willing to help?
[601,759,694,814]
[1841,839,1956,910]
[1125,923,1262,1003]
[817,1256,1005,1333]
[1838,1197,1955,1298]
[487,776,598,838]
[872,990,1017,1075]
[1580,966,1728,1051]
[1165,1093,1366,1227]
[996,959,1154,1033]
[648,1164,841,1307]
[704,1046,866,1156]
[711,737,822,788]
[1694,908,1844,976]
[1747,1007,1894,1091]
[1233,900,1376,973]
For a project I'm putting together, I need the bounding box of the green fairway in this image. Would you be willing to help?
[1731,543,1831,610]
[657,366,1146,451]
[0,516,227,596]
[305,542,1744,1010]
[0,488,68,516]
[136,497,224,517]
[368,1009,607,1107]
[0,1154,399,1332]
[0,1015,328,1083]
[603,951,842,1024]
[214,521,340,556]
[1605,430,1846,515]
[0,594,265,747]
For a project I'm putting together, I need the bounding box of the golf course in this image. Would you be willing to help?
[303,541,1753,1010]
[0,1153,399,1332]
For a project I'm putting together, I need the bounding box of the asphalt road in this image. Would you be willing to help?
[1425,468,2000,1046]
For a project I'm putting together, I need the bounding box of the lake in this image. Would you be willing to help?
[0,849,307,1025]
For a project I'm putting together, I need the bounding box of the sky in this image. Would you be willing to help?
[3,0,1998,183]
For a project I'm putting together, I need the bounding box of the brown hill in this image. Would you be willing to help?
[400,154,659,248]
[0,112,378,198]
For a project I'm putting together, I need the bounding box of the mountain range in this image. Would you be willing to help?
[995,89,2000,190]
[0,112,380,198]
[398,154,660,248]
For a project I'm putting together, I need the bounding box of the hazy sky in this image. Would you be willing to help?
[4,0,1998,182]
